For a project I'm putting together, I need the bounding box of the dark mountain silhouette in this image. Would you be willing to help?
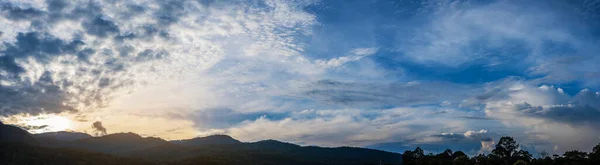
[34,131,92,141]
[250,139,300,149]
[69,132,171,154]
[0,125,403,165]
[129,138,402,165]
[171,134,241,146]
[34,131,93,147]
[0,142,153,165]
[0,122,37,145]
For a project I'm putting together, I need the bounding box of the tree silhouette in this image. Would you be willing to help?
[492,137,519,159]
[452,155,469,165]
[513,160,527,165]
[490,136,531,165]
[591,143,600,164]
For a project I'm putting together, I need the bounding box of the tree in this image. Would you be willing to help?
[452,151,467,159]
[513,160,527,165]
[514,150,532,162]
[413,147,425,159]
[539,150,549,159]
[591,143,600,164]
[563,150,587,161]
[437,149,452,159]
[453,155,470,165]
[473,154,491,165]
[492,137,519,159]
[403,147,425,165]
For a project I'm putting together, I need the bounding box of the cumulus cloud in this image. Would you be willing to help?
[0,0,318,116]
[368,129,499,155]
[477,80,600,126]
[92,121,106,136]
[459,79,600,153]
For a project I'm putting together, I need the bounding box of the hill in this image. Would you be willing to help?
[128,138,402,164]
[0,122,37,145]
[0,126,402,165]
[69,132,171,154]
[34,131,92,141]
[171,134,241,146]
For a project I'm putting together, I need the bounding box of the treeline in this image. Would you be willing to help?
[402,137,600,165]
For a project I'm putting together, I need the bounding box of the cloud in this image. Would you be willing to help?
[462,79,600,153]
[212,106,474,147]
[301,80,477,108]
[92,121,106,136]
[83,16,120,37]
[0,0,318,117]
[0,2,45,20]
[479,80,600,126]
[315,47,378,68]
[390,0,600,86]
[368,129,499,155]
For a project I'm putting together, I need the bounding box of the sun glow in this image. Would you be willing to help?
[3,114,74,134]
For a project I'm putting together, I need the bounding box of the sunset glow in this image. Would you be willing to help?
[3,114,74,134]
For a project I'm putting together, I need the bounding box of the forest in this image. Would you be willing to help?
[401,137,600,165]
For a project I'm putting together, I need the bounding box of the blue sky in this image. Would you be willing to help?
[1,0,600,155]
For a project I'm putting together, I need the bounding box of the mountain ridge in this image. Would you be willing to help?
[0,125,402,164]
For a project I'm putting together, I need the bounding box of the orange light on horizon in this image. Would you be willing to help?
[2,114,75,134]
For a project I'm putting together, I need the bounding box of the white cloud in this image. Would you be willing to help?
[220,107,469,147]
[316,47,378,68]
[470,79,600,153]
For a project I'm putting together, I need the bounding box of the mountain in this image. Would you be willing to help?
[128,138,403,164]
[34,131,93,147]
[0,126,403,165]
[68,132,171,154]
[34,131,92,141]
[0,122,37,145]
[0,142,154,165]
[171,134,241,146]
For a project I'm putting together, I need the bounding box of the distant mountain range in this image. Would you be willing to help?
[0,122,402,165]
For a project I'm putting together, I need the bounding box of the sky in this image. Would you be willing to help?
[1,0,600,156]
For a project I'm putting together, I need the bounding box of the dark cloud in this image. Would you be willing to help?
[154,0,188,25]
[513,102,600,126]
[0,0,174,116]
[2,32,83,60]
[571,89,600,109]
[71,1,104,20]
[456,116,496,120]
[92,121,107,136]
[19,124,49,130]
[368,130,498,155]
[135,49,168,62]
[46,0,69,12]
[83,16,120,38]
[0,72,76,116]
[0,32,91,116]
[0,2,45,20]
[304,80,476,108]
[189,108,285,129]
[432,133,466,142]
